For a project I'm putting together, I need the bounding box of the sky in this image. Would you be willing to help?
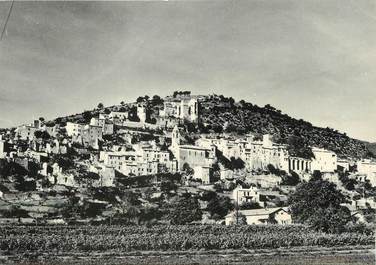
[0,0,375,142]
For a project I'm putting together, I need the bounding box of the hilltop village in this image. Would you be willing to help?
[0,91,375,227]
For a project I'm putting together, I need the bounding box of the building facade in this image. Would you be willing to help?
[225,207,292,225]
[170,126,215,171]
[311,147,337,173]
[161,95,199,123]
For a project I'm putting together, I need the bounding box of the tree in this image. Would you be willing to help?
[0,160,28,177]
[125,206,141,224]
[139,206,162,224]
[338,172,357,191]
[122,190,141,206]
[225,124,238,133]
[168,194,202,224]
[212,125,223,134]
[2,206,29,218]
[185,122,197,133]
[224,181,236,191]
[143,187,154,201]
[81,201,105,218]
[307,206,352,233]
[14,177,36,192]
[287,135,314,159]
[228,97,235,106]
[97,103,104,109]
[230,157,245,170]
[182,163,194,176]
[34,130,50,140]
[207,196,234,219]
[151,95,163,105]
[361,207,376,223]
[311,170,322,181]
[173,91,190,98]
[160,181,178,194]
[216,150,232,169]
[55,156,74,170]
[281,171,300,186]
[113,191,142,224]
[267,164,277,174]
[200,190,217,201]
[288,178,351,233]
[82,111,92,122]
[211,163,221,182]
[240,201,262,210]
[213,183,223,193]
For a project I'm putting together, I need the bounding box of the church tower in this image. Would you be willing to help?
[171,125,180,147]
[170,125,181,158]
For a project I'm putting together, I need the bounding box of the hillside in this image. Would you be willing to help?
[199,95,373,159]
[365,142,376,157]
[1,92,375,233]
[48,93,373,160]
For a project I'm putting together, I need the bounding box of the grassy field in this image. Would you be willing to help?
[0,224,373,264]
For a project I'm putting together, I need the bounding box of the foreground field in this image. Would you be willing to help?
[0,225,374,264]
[0,225,373,252]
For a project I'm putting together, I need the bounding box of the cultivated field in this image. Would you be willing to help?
[0,225,374,264]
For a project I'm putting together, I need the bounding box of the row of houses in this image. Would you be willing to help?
[197,134,339,174]
[98,141,177,177]
[15,120,60,141]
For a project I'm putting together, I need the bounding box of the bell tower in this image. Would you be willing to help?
[172,125,180,147]
[170,125,181,159]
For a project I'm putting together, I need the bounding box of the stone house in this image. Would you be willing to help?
[225,207,292,225]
